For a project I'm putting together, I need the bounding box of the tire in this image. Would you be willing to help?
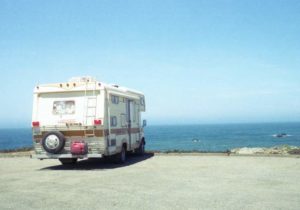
[114,146,126,164]
[136,139,145,155]
[41,131,65,154]
[59,158,78,165]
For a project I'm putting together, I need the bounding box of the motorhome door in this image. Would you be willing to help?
[125,99,134,150]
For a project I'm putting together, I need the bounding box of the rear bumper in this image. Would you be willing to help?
[32,153,103,159]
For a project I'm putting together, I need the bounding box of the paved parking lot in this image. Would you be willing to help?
[0,154,300,210]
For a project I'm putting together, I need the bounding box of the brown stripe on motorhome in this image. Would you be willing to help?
[106,128,141,136]
[61,130,105,137]
[33,135,43,139]
[33,128,140,140]
[131,128,140,133]
[33,130,105,138]
[33,138,42,143]
[109,128,127,135]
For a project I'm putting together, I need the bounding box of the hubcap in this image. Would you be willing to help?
[45,134,60,149]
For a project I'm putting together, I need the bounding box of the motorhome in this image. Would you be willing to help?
[32,76,146,164]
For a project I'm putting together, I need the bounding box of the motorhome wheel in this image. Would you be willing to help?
[140,141,145,154]
[114,146,126,164]
[135,139,145,155]
[41,131,65,154]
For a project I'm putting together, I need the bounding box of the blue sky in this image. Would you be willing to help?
[0,0,300,127]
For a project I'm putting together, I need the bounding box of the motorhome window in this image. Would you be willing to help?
[111,95,119,104]
[110,116,117,127]
[53,101,75,115]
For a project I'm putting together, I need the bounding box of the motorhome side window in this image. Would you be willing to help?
[53,101,75,115]
[110,116,117,127]
[111,95,119,104]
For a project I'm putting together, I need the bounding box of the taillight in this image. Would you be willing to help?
[32,121,40,127]
[94,119,102,125]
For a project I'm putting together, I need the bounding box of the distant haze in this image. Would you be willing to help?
[0,0,300,128]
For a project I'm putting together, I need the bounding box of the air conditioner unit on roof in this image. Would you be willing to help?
[69,76,96,83]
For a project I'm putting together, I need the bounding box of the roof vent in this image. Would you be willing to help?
[111,84,119,88]
[69,76,96,83]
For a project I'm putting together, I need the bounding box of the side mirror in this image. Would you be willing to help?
[142,119,147,127]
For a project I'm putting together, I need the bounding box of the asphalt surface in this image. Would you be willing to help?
[0,154,300,210]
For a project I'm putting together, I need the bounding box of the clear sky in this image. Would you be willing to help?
[0,0,300,127]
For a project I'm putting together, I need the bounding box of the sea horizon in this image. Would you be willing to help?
[1,121,300,130]
[0,122,299,151]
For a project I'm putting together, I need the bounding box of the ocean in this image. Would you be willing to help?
[0,123,300,152]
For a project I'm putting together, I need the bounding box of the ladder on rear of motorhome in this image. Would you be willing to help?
[84,80,98,137]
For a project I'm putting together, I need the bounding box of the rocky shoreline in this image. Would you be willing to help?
[230,145,300,155]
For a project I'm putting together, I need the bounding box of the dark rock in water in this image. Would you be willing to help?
[273,133,288,138]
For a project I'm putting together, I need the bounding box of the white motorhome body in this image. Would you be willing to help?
[32,77,146,164]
